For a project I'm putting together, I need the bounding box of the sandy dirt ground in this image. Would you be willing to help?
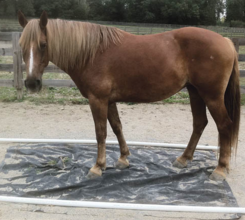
[0,102,244,220]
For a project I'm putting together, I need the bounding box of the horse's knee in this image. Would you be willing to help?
[193,118,208,134]
[112,124,122,136]
[217,119,232,136]
[96,129,107,143]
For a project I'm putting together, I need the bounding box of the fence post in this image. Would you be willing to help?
[12,32,23,100]
[232,38,240,54]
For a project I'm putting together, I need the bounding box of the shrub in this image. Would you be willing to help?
[230,20,245,27]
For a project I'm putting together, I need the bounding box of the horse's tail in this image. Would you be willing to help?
[224,38,241,155]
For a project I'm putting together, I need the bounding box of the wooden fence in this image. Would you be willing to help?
[0,32,245,99]
[2,19,245,38]
[0,32,76,99]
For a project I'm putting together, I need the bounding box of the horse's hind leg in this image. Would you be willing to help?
[173,85,208,168]
[205,98,232,180]
[108,103,130,169]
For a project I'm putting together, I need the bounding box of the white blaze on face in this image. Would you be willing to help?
[29,44,34,75]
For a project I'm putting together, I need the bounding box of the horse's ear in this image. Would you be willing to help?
[40,11,48,29]
[18,10,28,28]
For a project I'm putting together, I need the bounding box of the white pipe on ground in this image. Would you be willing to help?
[0,138,219,151]
[0,196,243,214]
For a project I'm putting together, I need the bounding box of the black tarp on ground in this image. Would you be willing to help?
[0,143,238,209]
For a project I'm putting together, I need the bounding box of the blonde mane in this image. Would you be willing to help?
[19,19,124,71]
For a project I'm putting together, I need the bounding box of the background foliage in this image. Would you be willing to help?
[0,0,244,26]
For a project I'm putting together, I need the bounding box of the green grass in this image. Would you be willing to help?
[62,157,70,164]
[0,85,245,105]
[47,160,57,166]
[240,46,245,54]
[41,72,71,80]
[0,72,72,80]
[242,94,245,105]
[0,71,12,79]
[162,92,190,104]
[125,92,191,105]
[0,86,89,105]
[0,56,13,64]
[0,87,19,102]
[0,86,189,105]
[239,63,245,69]
[240,78,245,86]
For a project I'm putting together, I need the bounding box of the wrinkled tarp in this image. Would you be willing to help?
[0,143,238,209]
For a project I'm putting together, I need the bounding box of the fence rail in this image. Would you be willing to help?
[1,32,245,99]
[0,63,64,73]
[1,19,245,38]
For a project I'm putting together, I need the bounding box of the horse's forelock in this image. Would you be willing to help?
[19,19,41,52]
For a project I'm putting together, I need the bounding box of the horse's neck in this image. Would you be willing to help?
[47,20,124,73]
[49,58,68,73]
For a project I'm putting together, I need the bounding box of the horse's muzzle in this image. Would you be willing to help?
[24,79,42,93]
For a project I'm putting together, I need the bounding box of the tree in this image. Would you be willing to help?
[86,0,105,20]
[215,0,225,21]
[159,0,224,25]
[159,0,200,24]
[124,0,223,25]
[17,0,35,16]
[125,0,152,22]
[103,0,126,21]
[33,0,89,19]
[226,0,245,22]
[0,0,35,17]
[0,0,226,25]
[73,0,89,20]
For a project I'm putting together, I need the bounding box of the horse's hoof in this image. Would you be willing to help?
[115,158,129,169]
[172,157,187,169]
[86,166,102,179]
[209,170,226,181]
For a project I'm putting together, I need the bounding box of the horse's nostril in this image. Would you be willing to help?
[36,80,41,86]
[24,79,42,92]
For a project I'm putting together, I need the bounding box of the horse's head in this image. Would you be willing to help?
[18,11,49,93]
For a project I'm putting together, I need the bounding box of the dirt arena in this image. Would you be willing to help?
[0,102,244,220]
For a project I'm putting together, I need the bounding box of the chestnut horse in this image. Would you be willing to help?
[18,11,240,181]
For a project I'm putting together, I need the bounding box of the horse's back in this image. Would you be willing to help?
[85,27,235,103]
[103,32,188,102]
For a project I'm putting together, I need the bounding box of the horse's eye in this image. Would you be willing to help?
[40,43,47,49]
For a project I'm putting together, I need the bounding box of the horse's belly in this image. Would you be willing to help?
[105,34,187,103]
[111,73,185,103]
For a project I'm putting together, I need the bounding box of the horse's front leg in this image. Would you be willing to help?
[87,96,108,178]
